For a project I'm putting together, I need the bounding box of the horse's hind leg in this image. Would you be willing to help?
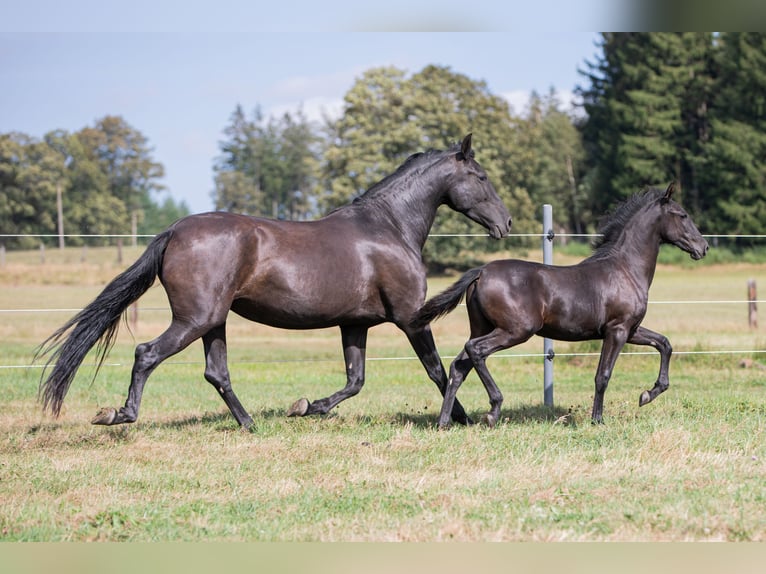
[91,319,205,426]
[202,324,253,429]
[629,326,673,408]
[464,327,526,428]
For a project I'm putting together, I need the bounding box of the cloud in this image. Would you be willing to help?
[501,88,584,117]
[266,97,345,125]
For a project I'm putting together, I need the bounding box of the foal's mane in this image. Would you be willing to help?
[590,187,666,258]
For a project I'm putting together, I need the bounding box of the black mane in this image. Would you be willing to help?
[590,187,665,258]
[351,143,462,205]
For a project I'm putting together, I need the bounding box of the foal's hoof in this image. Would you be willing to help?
[91,407,117,425]
[638,391,652,407]
[287,398,310,417]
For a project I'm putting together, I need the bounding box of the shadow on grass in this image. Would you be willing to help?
[394,403,576,429]
[23,403,579,440]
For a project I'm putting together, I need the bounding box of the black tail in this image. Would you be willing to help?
[35,229,174,416]
[410,267,483,329]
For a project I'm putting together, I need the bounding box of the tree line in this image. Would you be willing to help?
[3,33,764,263]
[213,32,766,263]
[1,116,188,249]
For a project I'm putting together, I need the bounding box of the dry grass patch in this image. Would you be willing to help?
[1,249,765,541]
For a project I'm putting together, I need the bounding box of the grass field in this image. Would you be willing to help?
[0,245,765,541]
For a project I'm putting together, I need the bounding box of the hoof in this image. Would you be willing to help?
[638,390,651,407]
[91,407,117,425]
[287,398,310,417]
[481,414,497,428]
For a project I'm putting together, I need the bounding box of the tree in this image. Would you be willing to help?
[320,67,422,212]
[578,33,717,224]
[510,91,588,235]
[213,105,319,219]
[321,65,537,269]
[0,133,61,249]
[77,116,165,233]
[44,129,127,245]
[699,33,766,237]
[1,117,183,248]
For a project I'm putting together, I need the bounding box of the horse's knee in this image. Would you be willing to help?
[594,370,611,394]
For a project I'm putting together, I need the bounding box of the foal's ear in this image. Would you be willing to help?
[457,133,473,161]
[661,182,676,204]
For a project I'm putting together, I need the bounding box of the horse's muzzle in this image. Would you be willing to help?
[490,218,512,239]
[690,241,709,260]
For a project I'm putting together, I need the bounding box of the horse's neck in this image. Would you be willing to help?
[598,213,663,290]
[361,172,446,252]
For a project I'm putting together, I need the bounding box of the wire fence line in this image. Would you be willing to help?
[4,349,766,372]
[1,229,765,372]
[5,232,766,239]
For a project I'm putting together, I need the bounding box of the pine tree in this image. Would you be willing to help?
[579,33,717,221]
[700,33,766,237]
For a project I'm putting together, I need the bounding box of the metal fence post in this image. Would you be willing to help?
[542,204,554,407]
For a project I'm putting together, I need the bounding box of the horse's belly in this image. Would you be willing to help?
[230,298,385,330]
[538,323,603,341]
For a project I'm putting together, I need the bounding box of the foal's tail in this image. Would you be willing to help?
[411,267,483,329]
[35,229,175,417]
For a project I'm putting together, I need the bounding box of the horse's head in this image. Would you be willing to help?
[443,134,512,239]
[658,183,709,260]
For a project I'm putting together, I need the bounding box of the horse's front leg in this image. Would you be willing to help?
[592,327,629,424]
[629,326,673,407]
[287,325,368,417]
[437,350,474,429]
[405,325,472,425]
[202,324,254,429]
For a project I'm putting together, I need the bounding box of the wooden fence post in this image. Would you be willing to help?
[748,279,757,329]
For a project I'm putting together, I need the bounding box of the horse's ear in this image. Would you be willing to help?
[457,133,473,161]
[661,182,676,204]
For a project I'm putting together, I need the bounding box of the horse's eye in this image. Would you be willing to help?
[478,174,487,182]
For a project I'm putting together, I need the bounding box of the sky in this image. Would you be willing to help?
[1,20,605,214]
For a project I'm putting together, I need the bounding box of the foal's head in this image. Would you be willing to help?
[656,183,709,260]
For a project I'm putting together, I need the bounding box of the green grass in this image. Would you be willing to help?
[0,247,765,541]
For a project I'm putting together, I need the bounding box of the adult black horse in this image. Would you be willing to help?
[413,183,708,427]
[37,134,512,429]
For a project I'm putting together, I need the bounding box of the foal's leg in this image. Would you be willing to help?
[287,325,368,417]
[91,319,204,426]
[202,324,254,429]
[465,328,526,428]
[405,325,471,425]
[629,326,673,408]
[591,327,629,424]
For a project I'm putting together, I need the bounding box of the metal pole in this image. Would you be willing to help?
[542,204,554,407]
